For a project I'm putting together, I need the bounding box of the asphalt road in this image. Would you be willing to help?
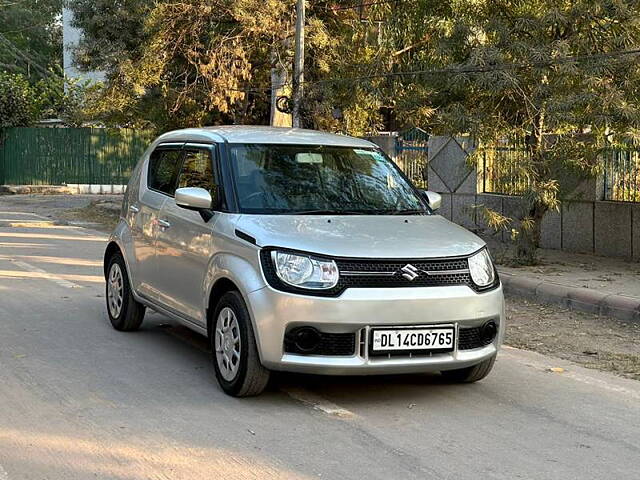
[0,204,639,480]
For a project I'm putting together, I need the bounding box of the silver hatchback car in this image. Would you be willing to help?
[104,126,504,396]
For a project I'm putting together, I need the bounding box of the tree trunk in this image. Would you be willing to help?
[515,203,547,265]
[516,109,548,264]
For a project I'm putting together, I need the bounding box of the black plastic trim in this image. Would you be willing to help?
[458,322,498,350]
[235,229,257,245]
[284,327,356,356]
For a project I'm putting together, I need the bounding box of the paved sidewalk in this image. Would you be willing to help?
[499,249,640,322]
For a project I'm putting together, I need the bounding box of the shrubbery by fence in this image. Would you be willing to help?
[0,127,154,186]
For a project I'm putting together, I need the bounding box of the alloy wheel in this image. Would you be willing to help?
[215,307,242,381]
[107,263,124,319]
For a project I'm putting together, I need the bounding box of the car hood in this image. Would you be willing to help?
[235,214,485,258]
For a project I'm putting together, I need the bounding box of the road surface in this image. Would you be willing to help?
[0,204,638,479]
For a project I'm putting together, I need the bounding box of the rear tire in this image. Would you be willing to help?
[210,291,270,397]
[440,354,496,383]
[106,253,145,331]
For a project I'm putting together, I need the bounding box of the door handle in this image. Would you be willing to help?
[129,205,140,213]
[157,219,171,229]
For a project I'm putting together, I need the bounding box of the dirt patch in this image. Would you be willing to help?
[506,296,640,380]
[60,200,121,233]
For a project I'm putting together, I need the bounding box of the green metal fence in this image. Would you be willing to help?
[394,127,429,188]
[0,127,154,186]
[603,142,640,202]
[480,136,531,195]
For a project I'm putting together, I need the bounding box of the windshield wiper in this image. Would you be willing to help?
[289,209,365,215]
[386,209,429,215]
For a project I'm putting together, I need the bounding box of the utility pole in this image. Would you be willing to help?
[292,0,305,128]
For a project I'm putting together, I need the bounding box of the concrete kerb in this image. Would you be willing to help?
[500,272,640,323]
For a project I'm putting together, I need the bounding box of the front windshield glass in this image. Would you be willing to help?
[229,144,429,215]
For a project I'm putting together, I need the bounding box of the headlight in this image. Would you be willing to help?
[468,249,496,287]
[271,251,339,289]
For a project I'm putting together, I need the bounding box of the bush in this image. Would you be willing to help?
[0,72,39,128]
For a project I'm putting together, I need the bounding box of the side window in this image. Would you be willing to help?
[177,149,215,192]
[148,148,183,195]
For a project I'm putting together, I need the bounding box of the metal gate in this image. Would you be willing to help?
[394,127,428,188]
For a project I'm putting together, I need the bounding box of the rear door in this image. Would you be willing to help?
[128,144,184,300]
[153,144,220,326]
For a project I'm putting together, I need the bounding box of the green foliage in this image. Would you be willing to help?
[0,72,39,127]
[67,0,147,73]
[0,70,102,127]
[37,73,104,126]
[0,0,62,78]
[68,0,280,129]
[67,0,375,131]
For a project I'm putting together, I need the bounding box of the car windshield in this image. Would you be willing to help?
[229,144,429,215]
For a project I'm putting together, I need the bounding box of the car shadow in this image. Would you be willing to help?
[151,317,469,403]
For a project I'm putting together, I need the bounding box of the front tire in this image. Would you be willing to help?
[440,354,496,383]
[106,253,145,331]
[210,291,270,397]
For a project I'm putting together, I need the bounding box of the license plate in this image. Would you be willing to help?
[371,327,455,353]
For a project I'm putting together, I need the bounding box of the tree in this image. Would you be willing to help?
[0,72,39,127]
[0,0,62,79]
[328,0,640,263]
[67,0,368,131]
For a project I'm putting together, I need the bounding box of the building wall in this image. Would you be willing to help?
[62,8,105,84]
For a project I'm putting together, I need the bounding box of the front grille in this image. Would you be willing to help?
[458,326,495,350]
[260,249,496,297]
[338,258,471,289]
[284,330,356,356]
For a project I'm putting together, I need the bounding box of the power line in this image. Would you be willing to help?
[275,47,640,91]
[187,46,640,98]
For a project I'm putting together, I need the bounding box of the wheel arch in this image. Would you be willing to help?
[206,277,241,335]
[103,239,141,303]
[104,241,122,276]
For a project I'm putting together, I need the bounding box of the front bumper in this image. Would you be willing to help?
[247,284,505,375]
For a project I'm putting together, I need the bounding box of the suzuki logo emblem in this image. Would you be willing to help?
[400,264,420,281]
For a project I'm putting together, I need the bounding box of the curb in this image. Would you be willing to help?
[500,273,640,323]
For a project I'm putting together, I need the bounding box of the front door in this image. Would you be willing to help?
[154,144,219,326]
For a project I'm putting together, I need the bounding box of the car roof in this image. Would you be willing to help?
[155,125,376,148]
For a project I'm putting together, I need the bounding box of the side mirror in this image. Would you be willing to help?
[176,187,216,221]
[420,190,442,211]
[175,187,213,210]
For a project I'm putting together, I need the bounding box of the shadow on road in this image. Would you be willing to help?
[152,317,467,403]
